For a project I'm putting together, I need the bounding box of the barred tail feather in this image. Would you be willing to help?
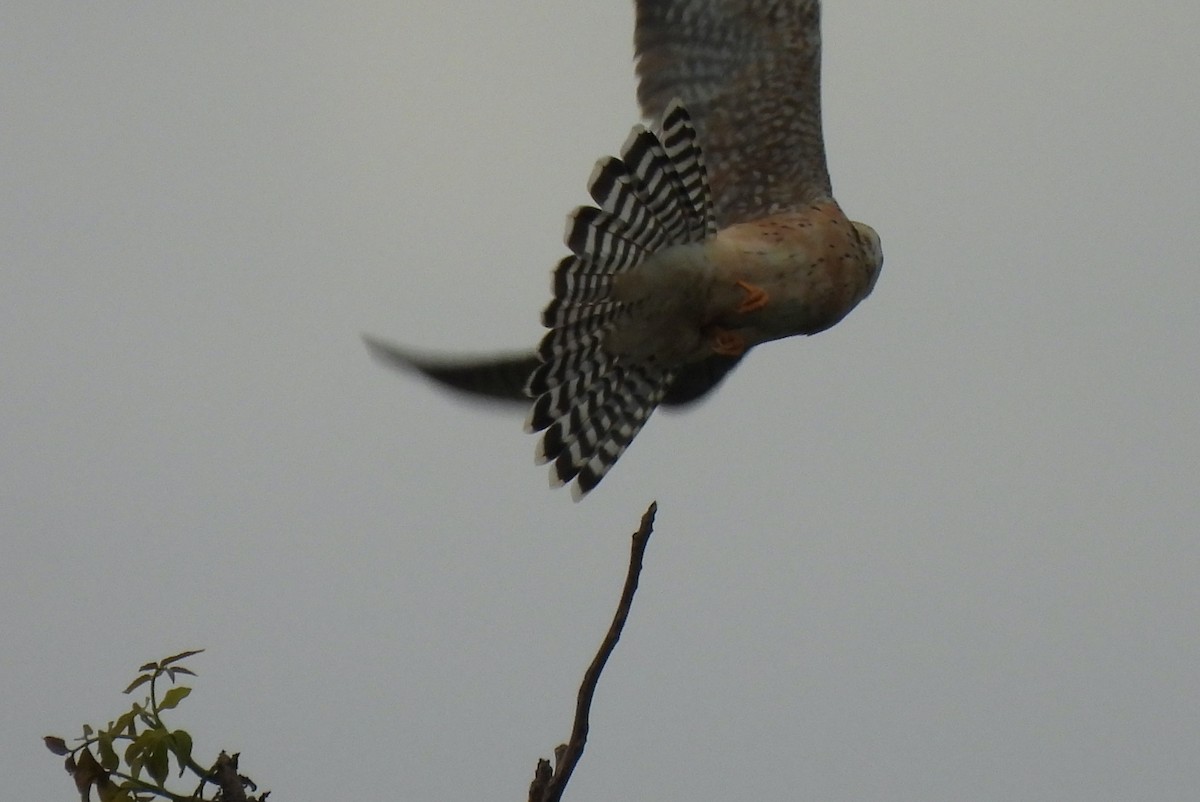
[565,206,658,263]
[527,350,617,426]
[541,295,622,329]
[586,159,665,248]
[657,103,716,240]
[558,366,670,501]
[528,99,714,499]
[534,365,672,500]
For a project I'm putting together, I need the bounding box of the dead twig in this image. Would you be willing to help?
[529,501,658,802]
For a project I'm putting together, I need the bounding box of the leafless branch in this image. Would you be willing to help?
[529,501,658,802]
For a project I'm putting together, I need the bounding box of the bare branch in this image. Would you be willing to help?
[531,501,658,802]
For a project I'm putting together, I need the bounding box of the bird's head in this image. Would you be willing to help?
[851,221,884,296]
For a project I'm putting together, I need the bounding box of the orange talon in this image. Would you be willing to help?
[734,280,769,314]
[709,327,747,356]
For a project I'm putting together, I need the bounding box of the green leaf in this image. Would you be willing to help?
[160,648,204,667]
[157,686,191,711]
[96,774,122,802]
[82,724,94,738]
[43,735,70,755]
[97,731,119,772]
[137,661,158,673]
[73,748,105,796]
[169,730,194,776]
[113,710,136,738]
[125,728,158,772]
[94,734,118,768]
[169,666,197,678]
[135,707,157,728]
[123,674,152,695]
[145,741,169,785]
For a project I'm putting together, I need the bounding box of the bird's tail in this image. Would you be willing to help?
[526,100,716,499]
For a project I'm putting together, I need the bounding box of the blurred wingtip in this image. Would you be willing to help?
[362,334,420,373]
[363,335,539,408]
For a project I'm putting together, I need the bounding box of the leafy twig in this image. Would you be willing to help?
[45,650,267,802]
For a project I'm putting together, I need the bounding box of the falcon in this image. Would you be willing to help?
[367,0,883,499]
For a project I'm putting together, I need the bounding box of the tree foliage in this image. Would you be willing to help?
[44,650,265,802]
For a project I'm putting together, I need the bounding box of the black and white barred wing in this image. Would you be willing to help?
[526,101,715,499]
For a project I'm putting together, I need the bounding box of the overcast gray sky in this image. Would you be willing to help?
[5,2,1199,800]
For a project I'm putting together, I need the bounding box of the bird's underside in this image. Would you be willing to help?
[367,0,882,499]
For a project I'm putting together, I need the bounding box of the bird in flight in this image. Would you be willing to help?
[367,0,883,499]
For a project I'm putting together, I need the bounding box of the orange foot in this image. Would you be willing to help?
[709,327,747,357]
[734,280,770,314]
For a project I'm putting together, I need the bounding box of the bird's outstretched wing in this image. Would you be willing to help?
[364,336,535,405]
[365,335,737,410]
[635,0,831,228]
